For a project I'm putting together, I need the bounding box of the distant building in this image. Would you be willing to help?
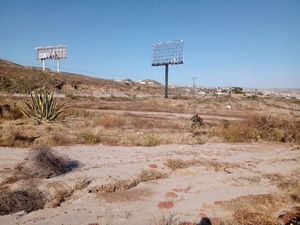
[139,79,161,86]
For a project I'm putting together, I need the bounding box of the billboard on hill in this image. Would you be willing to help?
[36,45,67,60]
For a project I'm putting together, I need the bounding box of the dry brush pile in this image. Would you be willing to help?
[0,146,79,215]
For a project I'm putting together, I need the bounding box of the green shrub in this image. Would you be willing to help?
[143,133,161,147]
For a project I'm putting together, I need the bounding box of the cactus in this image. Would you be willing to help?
[18,90,68,123]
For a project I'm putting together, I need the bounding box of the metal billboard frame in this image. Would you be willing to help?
[152,40,184,98]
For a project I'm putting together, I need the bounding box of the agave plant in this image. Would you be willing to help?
[18,90,68,123]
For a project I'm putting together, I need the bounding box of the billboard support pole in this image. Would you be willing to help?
[57,59,60,72]
[165,64,169,99]
[151,40,183,99]
[36,45,67,72]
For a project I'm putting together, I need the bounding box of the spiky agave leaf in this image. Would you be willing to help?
[18,89,69,123]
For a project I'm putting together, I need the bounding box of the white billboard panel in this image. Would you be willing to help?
[36,45,67,60]
[152,40,183,66]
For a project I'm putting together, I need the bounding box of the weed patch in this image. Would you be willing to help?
[80,130,101,144]
[142,133,161,147]
[214,194,284,213]
[233,209,277,225]
[216,116,300,143]
[89,170,167,193]
[165,158,239,172]
[96,114,126,128]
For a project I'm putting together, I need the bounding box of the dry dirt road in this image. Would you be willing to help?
[83,108,244,121]
[0,143,299,225]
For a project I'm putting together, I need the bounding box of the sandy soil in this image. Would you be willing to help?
[0,143,299,225]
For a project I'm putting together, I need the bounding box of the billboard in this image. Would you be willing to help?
[152,40,183,66]
[36,45,67,60]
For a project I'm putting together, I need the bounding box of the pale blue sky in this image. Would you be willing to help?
[0,0,299,88]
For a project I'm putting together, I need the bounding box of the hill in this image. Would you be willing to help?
[0,59,178,97]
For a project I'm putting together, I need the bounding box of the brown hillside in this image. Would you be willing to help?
[0,59,172,97]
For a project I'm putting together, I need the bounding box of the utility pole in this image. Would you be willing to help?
[192,76,198,99]
[192,76,198,114]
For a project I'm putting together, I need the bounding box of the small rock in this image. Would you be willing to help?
[165,192,178,198]
[148,164,158,169]
[15,210,26,216]
[157,201,174,209]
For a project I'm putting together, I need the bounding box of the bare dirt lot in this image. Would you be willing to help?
[0,143,299,225]
[0,75,299,224]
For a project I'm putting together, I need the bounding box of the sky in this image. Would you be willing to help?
[0,0,299,88]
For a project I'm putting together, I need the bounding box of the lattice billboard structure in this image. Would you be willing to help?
[36,45,67,72]
[152,40,184,98]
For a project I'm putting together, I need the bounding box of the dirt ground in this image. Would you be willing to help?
[0,143,299,225]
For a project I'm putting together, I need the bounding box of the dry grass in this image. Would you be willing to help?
[262,172,286,184]
[47,176,92,208]
[214,193,285,213]
[0,124,37,147]
[151,213,179,225]
[3,146,79,184]
[127,116,185,130]
[35,132,74,146]
[262,173,300,204]
[165,159,191,171]
[165,158,239,172]
[277,179,300,204]
[50,189,74,207]
[1,93,299,148]
[232,209,277,225]
[141,133,161,147]
[215,188,300,225]
[216,115,300,143]
[212,171,300,225]
[61,108,99,118]
[89,170,168,193]
[96,114,126,128]
[74,175,92,191]
[0,188,46,215]
[79,130,101,144]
